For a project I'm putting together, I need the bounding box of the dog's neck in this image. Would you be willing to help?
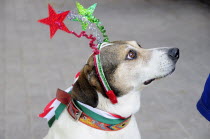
[96,89,141,118]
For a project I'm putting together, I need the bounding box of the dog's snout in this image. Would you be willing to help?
[168,48,179,62]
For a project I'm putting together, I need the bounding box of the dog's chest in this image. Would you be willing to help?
[44,109,141,139]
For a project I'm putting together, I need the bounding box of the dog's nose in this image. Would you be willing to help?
[168,48,179,62]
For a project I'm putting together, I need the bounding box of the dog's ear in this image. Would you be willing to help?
[71,55,104,108]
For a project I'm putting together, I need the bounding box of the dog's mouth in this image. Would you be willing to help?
[143,68,175,85]
[144,78,156,85]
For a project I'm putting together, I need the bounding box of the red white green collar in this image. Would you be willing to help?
[39,87,131,131]
[39,72,130,130]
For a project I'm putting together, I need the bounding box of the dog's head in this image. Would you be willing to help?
[71,41,179,108]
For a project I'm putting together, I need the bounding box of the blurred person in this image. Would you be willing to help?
[197,74,210,121]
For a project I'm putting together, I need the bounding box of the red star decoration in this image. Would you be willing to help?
[38,4,71,38]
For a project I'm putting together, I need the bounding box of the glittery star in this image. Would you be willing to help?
[74,2,97,30]
[38,4,70,38]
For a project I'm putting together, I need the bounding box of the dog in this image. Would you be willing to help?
[44,40,179,139]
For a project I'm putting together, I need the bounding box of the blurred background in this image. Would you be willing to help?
[0,0,209,138]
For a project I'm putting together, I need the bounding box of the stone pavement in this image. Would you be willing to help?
[0,0,209,138]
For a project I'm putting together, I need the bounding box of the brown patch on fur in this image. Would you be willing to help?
[142,50,152,64]
[71,55,105,107]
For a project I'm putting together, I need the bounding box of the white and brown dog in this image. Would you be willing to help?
[44,40,179,139]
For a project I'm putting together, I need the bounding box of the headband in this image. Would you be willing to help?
[38,2,118,104]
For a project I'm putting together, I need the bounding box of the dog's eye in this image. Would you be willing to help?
[126,50,137,60]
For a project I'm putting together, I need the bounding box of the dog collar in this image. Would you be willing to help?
[56,88,131,131]
[39,88,131,130]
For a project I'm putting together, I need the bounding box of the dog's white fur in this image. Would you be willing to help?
[44,41,177,139]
